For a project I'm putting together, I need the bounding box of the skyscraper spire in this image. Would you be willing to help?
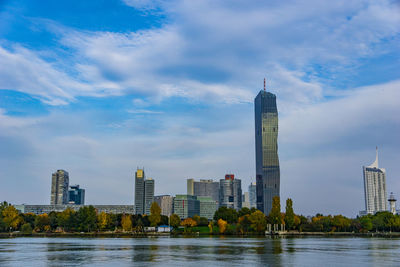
[368,146,379,168]
[264,78,266,91]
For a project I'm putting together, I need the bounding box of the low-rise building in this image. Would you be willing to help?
[15,204,135,215]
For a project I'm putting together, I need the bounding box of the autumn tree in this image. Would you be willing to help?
[35,214,50,232]
[269,196,282,225]
[57,208,76,231]
[285,198,295,230]
[237,215,251,234]
[217,219,228,234]
[2,205,22,231]
[249,210,267,233]
[149,202,162,227]
[181,218,197,227]
[121,214,132,232]
[169,214,181,228]
[97,212,112,231]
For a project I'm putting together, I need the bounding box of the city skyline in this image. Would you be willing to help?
[0,1,399,217]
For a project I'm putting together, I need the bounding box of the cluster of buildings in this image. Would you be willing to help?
[14,83,396,219]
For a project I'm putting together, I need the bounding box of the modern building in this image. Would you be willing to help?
[15,204,135,215]
[187,179,219,204]
[219,174,242,210]
[134,169,154,215]
[362,148,387,215]
[173,195,200,219]
[388,193,397,215]
[154,195,174,217]
[255,82,280,215]
[198,196,217,220]
[242,192,251,208]
[248,182,257,208]
[68,185,85,205]
[50,170,70,205]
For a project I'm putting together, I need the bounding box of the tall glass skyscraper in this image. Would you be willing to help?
[50,169,69,205]
[134,168,154,215]
[255,88,280,215]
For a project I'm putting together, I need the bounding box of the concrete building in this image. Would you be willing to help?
[255,82,280,215]
[242,192,251,208]
[173,195,200,219]
[219,174,242,211]
[50,170,69,205]
[187,178,219,204]
[248,182,257,208]
[134,169,154,215]
[68,185,85,205]
[363,148,387,215]
[154,195,174,216]
[15,204,135,215]
[388,192,397,215]
[197,196,217,220]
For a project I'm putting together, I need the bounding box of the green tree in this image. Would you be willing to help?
[249,210,267,233]
[35,214,50,232]
[237,215,251,234]
[169,214,181,228]
[76,206,97,232]
[149,202,162,227]
[21,223,32,234]
[359,216,373,232]
[285,198,295,230]
[192,215,201,225]
[199,217,209,226]
[2,205,22,231]
[269,196,282,225]
[213,207,238,224]
[57,208,76,231]
[238,207,251,217]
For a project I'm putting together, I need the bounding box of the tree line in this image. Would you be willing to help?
[2,198,400,234]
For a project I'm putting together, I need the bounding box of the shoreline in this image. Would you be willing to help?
[2,231,400,238]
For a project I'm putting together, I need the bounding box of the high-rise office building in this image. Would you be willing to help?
[173,195,200,219]
[187,179,219,204]
[198,196,217,220]
[68,185,85,205]
[50,170,69,205]
[134,169,154,215]
[154,195,174,217]
[248,182,257,208]
[255,82,280,215]
[219,174,242,210]
[363,148,387,214]
[242,192,251,208]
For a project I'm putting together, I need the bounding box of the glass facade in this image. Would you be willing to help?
[219,177,242,211]
[255,90,280,215]
[50,170,69,205]
[68,185,85,205]
[135,169,155,215]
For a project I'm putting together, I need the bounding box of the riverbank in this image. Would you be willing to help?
[2,231,400,238]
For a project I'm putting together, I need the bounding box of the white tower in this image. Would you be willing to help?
[388,192,397,215]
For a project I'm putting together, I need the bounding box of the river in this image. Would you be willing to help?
[0,236,399,266]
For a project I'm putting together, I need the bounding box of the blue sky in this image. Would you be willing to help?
[0,0,399,217]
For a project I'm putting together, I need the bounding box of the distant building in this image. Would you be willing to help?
[134,169,154,215]
[187,178,219,204]
[242,192,250,208]
[68,185,85,205]
[15,204,135,215]
[388,193,397,215]
[255,86,280,215]
[197,196,217,220]
[219,174,242,211]
[363,148,387,215]
[50,170,69,205]
[248,182,257,208]
[173,195,200,219]
[154,195,174,216]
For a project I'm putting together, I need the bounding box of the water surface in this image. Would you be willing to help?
[0,236,399,266]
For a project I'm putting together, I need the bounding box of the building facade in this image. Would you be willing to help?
[363,148,387,214]
[134,169,154,215]
[154,195,174,216]
[219,174,242,210]
[50,169,70,205]
[255,87,280,215]
[242,192,251,209]
[173,195,200,219]
[15,204,135,215]
[198,196,217,220]
[248,182,257,208]
[68,185,85,205]
[187,179,219,204]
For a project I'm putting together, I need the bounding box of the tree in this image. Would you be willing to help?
[199,217,209,226]
[192,215,201,225]
[121,215,132,231]
[169,214,181,228]
[237,215,251,234]
[149,202,162,227]
[269,196,282,225]
[181,218,197,228]
[249,210,267,233]
[285,198,295,230]
[57,208,76,231]
[217,219,228,234]
[76,206,97,232]
[35,214,50,232]
[2,205,22,231]
[213,207,238,224]
[97,212,112,231]
[360,216,373,232]
[21,223,32,234]
[239,207,251,217]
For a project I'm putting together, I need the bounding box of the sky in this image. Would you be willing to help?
[0,0,399,217]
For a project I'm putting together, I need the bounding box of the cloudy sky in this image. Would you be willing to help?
[0,0,399,217]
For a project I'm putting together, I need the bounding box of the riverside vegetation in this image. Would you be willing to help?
[1,197,400,236]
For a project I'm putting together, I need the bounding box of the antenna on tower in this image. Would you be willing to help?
[264,78,266,91]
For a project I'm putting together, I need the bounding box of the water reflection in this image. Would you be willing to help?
[46,241,95,265]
